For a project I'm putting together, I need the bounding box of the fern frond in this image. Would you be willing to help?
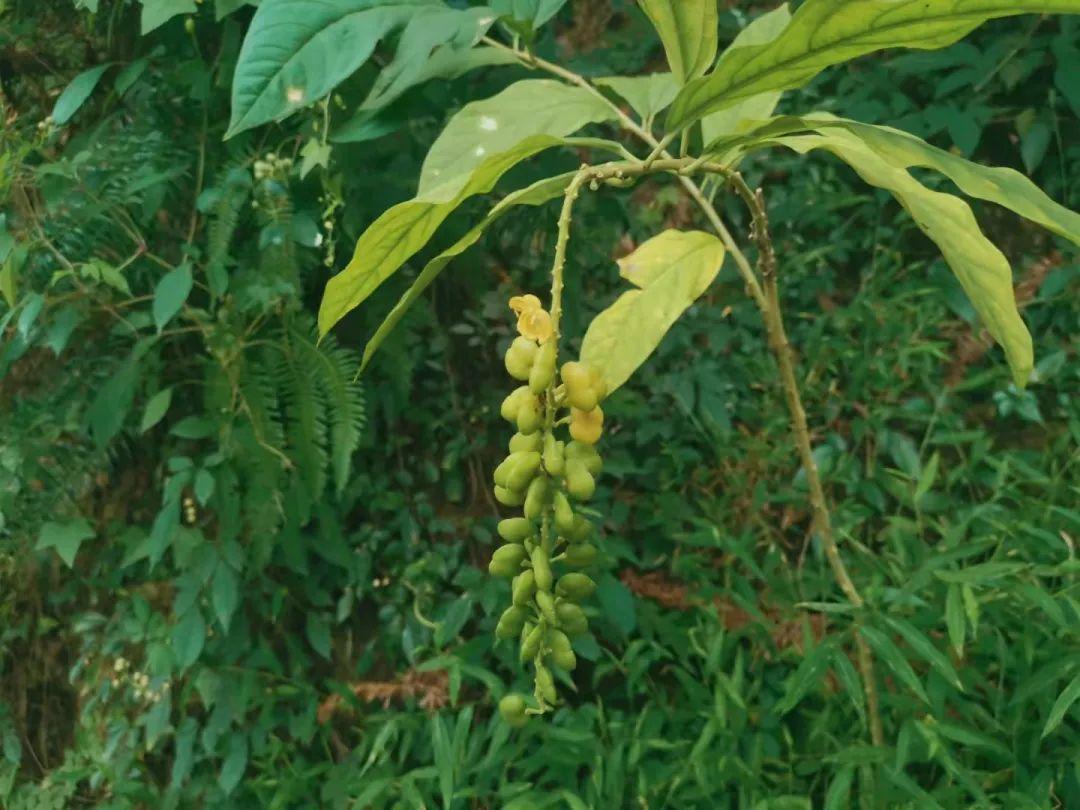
[205,164,253,297]
[278,328,329,500]
[290,327,366,495]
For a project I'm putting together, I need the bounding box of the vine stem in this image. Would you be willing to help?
[484,35,883,748]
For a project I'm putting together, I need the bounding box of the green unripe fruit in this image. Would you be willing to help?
[505,337,538,381]
[520,622,545,662]
[567,515,593,543]
[488,544,527,578]
[523,476,549,520]
[553,491,575,536]
[493,452,529,488]
[563,543,597,568]
[512,570,536,607]
[565,459,596,501]
[495,605,527,639]
[530,546,553,592]
[556,573,596,602]
[498,517,533,542]
[565,441,602,476]
[494,485,525,507]
[509,432,543,453]
[499,694,529,728]
[505,451,542,492]
[516,395,543,434]
[501,386,530,423]
[529,340,557,394]
[548,629,576,671]
[561,361,598,411]
[542,433,565,476]
[184,17,196,34]
[555,601,588,636]
[535,590,558,625]
[535,663,557,704]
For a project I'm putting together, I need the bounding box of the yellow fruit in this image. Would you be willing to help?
[569,405,603,445]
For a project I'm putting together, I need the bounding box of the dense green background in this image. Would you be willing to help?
[1,1,1078,807]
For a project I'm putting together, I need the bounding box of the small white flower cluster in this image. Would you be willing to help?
[253,152,293,182]
[111,657,170,704]
[371,576,392,589]
[183,495,198,525]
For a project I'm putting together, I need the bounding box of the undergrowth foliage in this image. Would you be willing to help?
[1,0,1079,807]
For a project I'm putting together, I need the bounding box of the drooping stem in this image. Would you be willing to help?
[730,174,885,748]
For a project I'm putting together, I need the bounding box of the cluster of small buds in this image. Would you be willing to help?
[37,116,54,133]
[183,495,198,525]
[111,657,170,704]
[253,152,293,182]
[371,575,392,589]
[492,294,608,727]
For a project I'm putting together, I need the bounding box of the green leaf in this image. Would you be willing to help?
[171,609,206,669]
[776,639,834,714]
[211,564,239,631]
[140,0,198,34]
[769,129,1033,385]
[52,64,111,125]
[666,0,1080,131]
[418,80,617,197]
[36,519,95,567]
[140,388,173,433]
[218,733,248,795]
[945,583,966,658]
[306,612,332,659]
[363,45,516,114]
[701,4,791,145]
[359,172,576,371]
[227,0,436,137]
[216,0,257,19]
[595,73,679,122]
[859,624,929,704]
[830,646,865,721]
[153,263,193,333]
[580,229,724,395]
[636,0,717,85]
[1042,673,1080,738]
[319,135,603,336]
[492,0,567,35]
[881,615,963,690]
[824,765,855,810]
[358,7,498,113]
[88,344,147,446]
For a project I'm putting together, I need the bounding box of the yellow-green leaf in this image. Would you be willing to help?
[770,129,1033,386]
[359,172,578,371]
[595,73,679,122]
[636,0,717,85]
[418,80,617,197]
[580,230,724,395]
[700,4,791,145]
[667,0,1080,131]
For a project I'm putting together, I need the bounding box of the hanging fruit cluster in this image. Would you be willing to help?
[491,294,607,726]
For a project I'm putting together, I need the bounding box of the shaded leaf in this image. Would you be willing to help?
[52,64,111,125]
[881,615,963,690]
[36,519,95,567]
[1042,672,1080,738]
[859,624,929,703]
[227,0,435,136]
[141,0,198,33]
[153,264,193,333]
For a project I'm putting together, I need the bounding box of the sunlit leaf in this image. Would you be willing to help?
[580,230,724,395]
[595,73,679,122]
[636,0,717,84]
[1041,672,1080,737]
[52,64,112,125]
[667,0,1080,130]
[418,80,617,197]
